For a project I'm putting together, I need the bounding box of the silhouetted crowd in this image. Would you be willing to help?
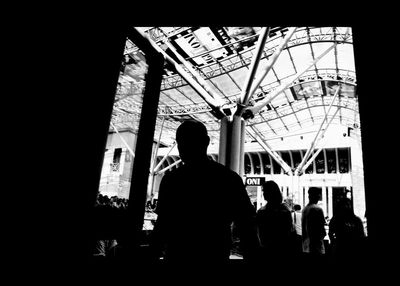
[90,120,368,277]
[95,193,129,209]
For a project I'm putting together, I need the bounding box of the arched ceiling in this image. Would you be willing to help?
[111,27,358,151]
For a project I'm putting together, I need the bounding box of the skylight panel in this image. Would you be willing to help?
[211,73,241,96]
[271,49,296,80]
[336,43,355,71]
[314,42,336,70]
[289,45,313,72]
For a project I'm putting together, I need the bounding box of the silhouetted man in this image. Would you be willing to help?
[150,120,259,267]
[301,187,326,265]
[256,180,294,263]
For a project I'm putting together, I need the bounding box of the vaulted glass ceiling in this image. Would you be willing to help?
[111,27,358,151]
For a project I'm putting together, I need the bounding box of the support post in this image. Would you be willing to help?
[238,27,270,109]
[148,116,165,201]
[229,115,243,174]
[218,116,229,166]
[239,118,246,177]
[124,32,165,254]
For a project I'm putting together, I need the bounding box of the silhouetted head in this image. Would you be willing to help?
[308,187,322,203]
[262,180,282,205]
[336,197,354,218]
[293,204,301,212]
[176,120,210,164]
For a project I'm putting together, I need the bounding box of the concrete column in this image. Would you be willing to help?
[322,186,327,217]
[350,136,366,219]
[239,119,246,177]
[292,174,300,205]
[218,116,229,166]
[328,186,333,218]
[229,115,242,174]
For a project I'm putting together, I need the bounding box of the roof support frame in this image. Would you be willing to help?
[161,37,226,106]
[237,27,270,112]
[133,28,225,118]
[298,106,341,175]
[153,141,177,173]
[294,86,341,175]
[249,42,338,116]
[248,27,297,101]
[109,121,136,158]
[247,125,292,174]
[155,159,182,175]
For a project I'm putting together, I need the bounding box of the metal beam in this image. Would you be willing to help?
[152,117,166,169]
[247,125,292,174]
[153,141,177,173]
[248,42,338,116]
[248,27,297,101]
[110,121,135,158]
[298,106,341,175]
[237,27,270,110]
[162,39,225,106]
[295,86,341,175]
[133,28,226,119]
[155,159,182,175]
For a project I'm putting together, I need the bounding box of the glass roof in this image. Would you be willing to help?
[112,27,358,151]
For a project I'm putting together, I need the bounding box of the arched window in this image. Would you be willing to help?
[338,148,350,173]
[251,153,261,174]
[315,151,325,174]
[271,155,282,174]
[244,153,252,174]
[280,151,292,169]
[303,149,314,174]
[260,152,271,174]
[291,150,302,170]
[326,148,336,173]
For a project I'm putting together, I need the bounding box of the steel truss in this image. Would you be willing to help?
[248,96,358,124]
[145,28,353,91]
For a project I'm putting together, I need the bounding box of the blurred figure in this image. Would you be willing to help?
[150,120,259,268]
[302,187,326,266]
[256,180,294,263]
[328,197,366,266]
[292,204,303,257]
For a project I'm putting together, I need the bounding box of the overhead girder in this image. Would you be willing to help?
[130,27,352,57]
[248,42,339,116]
[246,125,292,174]
[115,75,356,118]
[247,95,357,123]
[132,27,226,119]
[149,30,352,91]
[294,85,341,175]
[160,34,226,107]
[247,27,298,105]
[237,27,270,109]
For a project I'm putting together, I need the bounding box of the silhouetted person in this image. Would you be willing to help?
[301,187,326,266]
[292,204,303,257]
[256,180,294,263]
[328,197,366,266]
[150,120,259,268]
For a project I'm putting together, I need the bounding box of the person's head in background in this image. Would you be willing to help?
[262,180,283,206]
[176,120,210,165]
[308,187,322,204]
